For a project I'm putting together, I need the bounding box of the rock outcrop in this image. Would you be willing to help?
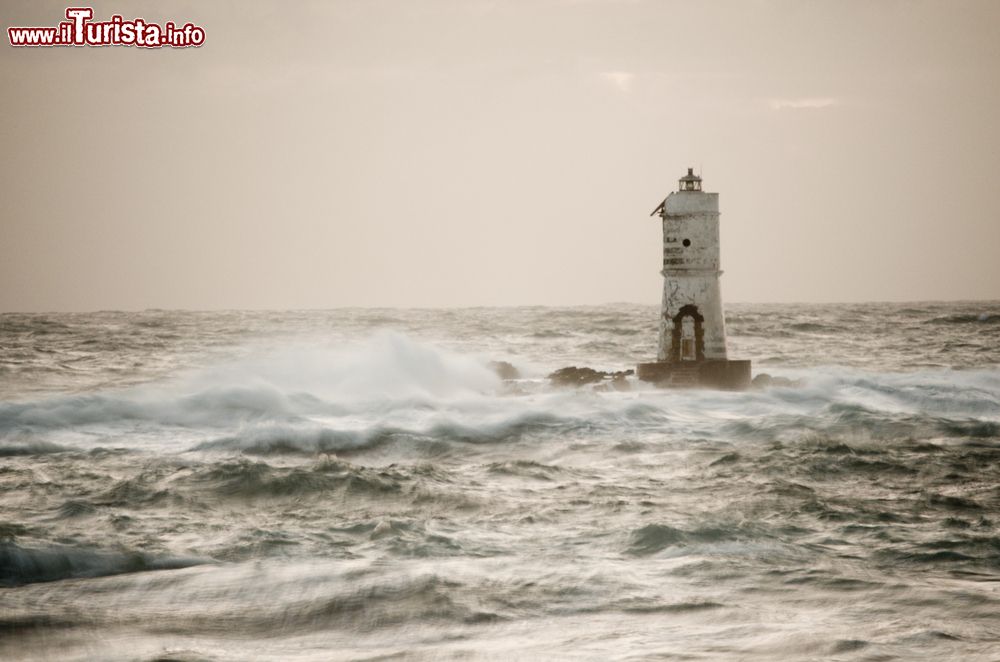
[548,366,634,388]
[489,361,520,380]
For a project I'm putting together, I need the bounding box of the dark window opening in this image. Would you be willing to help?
[668,305,705,362]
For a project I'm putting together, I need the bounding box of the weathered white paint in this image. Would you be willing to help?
[655,172,728,362]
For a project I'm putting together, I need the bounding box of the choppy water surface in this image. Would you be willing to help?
[1,303,999,660]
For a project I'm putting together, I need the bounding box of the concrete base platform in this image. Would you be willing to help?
[636,359,752,390]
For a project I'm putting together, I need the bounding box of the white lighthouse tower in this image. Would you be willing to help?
[637,168,750,388]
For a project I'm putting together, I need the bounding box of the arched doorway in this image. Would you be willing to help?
[668,305,705,362]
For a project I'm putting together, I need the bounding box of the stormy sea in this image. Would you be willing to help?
[1,302,999,661]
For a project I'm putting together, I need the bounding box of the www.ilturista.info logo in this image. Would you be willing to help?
[8,7,204,48]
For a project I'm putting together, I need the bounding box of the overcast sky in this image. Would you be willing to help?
[2,0,999,311]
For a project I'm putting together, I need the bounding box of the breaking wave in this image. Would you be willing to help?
[627,522,775,556]
[927,313,1000,324]
[0,439,72,456]
[188,406,627,455]
[0,332,502,444]
[180,458,408,500]
[0,330,997,460]
[0,541,208,587]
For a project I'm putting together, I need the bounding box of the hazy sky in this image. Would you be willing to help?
[2,0,999,311]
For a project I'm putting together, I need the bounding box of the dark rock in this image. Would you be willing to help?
[549,366,604,386]
[549,366,634,388]
[489,361,520,380]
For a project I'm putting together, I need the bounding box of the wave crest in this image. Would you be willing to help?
[0,541,208,587]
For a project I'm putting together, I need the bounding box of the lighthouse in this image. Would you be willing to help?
[637,168,751,389]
